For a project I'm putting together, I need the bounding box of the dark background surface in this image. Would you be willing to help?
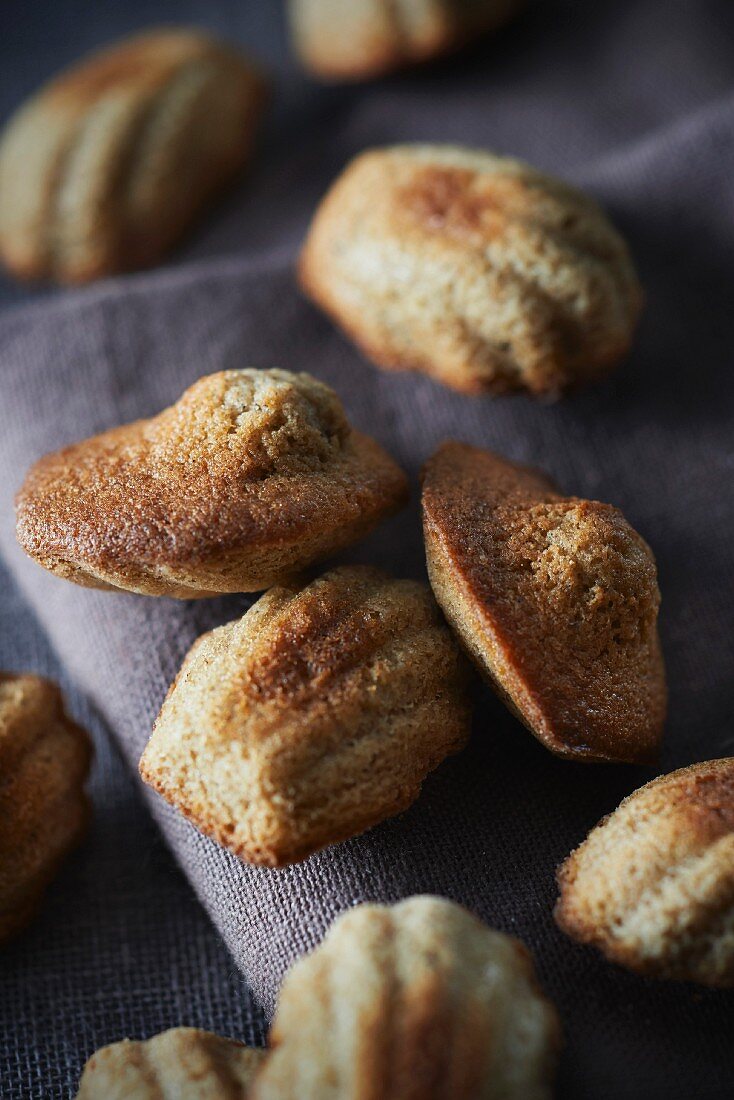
[1,2,734,1098]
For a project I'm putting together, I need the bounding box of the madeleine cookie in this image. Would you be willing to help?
[0,29,266,283]
[76,1027,266,1098]
[0,673,91,943]
[140,567,470,866]
[299,144,642,395]
[253,896,560,1099]
[288,0,522,81]
[556,760,734,986]
[15,370,408,598]
[422,442,666,763]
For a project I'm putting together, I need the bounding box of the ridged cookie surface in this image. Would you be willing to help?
[300,144,642,395]
[140,567,471,866]
[15,369,408,598]
[0,672,91,942]
[556,759,734,986]
[422,441,666,762]
[252,895,560,1099]
[288,0,522,81]
[0,28,266,283]
[75,1027,266,1098]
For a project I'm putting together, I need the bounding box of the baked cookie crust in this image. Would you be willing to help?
[556,759,734,986]
[288,0,523,81]
[75,1027,266,1098]
[421,441,666,762]
[140,566,471,866]
[0,28,267,283]
[15,369,409,598]
[0,672,91,943]
[253,895,560,1099]
[300,144,642,395]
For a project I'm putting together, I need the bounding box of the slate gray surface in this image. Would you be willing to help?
[1,2,733,1098]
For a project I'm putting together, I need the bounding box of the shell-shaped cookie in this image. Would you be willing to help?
[0,672,91,943]
[288,0,522,81]
[15,369,408,598]
[421,441,666,762]
[555,760,734,986]
[252,895,560,1099]
[139,567,471,866]
[75,1027,266,1098]
[0,29,266,283]
[299,144,642,395]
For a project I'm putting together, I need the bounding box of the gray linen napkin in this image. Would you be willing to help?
[0,562,265,1100]
[1,7,734,1098]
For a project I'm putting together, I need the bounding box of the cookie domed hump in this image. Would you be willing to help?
[421,441,665,762]
[15,369,408,597]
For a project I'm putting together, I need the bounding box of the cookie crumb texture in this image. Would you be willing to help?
[288,0,523,81]
[300,145,642,395]
[556,759,734,986]
[252,896,560,1100]
[140,567,471,866]
[15,369,408,598]
[0,28,266,283]
[0,672,91,943]
[75,1027,266,1098]
[422,441,665,762]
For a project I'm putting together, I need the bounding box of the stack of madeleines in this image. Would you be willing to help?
[0,12,731,1100]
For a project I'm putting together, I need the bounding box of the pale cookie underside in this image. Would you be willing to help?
[253,896,560,1100]
[300,145,642,395]
[75,1027,267,1099]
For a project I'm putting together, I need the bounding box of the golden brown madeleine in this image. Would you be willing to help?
[421,441,666,763]
[288,0,523,81]
[0,28,266,283]
[252,895,560,1099]
[75,1027,266,1098]
[139,567,471,866]
[299,144,642,396]
[0,673,91,943]
[555,760,734,986]
[15,370,408,598]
